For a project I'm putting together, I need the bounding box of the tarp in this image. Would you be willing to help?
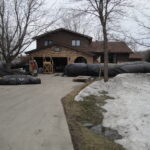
[64,61,150,77]
[0,61,28,77]
[0,75,41,85]
[64,63,101,77]
[107,61,150,77]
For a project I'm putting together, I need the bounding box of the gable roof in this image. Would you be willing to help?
[26,41,133,56]
[90,41,133,53]
[33,28,92,41]
[25,42,94,56]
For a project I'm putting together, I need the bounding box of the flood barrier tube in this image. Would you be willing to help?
[64,62,150,77]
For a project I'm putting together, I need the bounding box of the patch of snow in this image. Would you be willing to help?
[75,73,150,150]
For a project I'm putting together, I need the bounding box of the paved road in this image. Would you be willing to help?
[0,75,81,150]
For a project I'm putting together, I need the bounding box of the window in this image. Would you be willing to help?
[72,40,76,46]
[44,40,49,46]
[44,40,52,47]
[54,47,60,52]
[76,40,80,46]
[72,40,81,46]
[49,40,52,45]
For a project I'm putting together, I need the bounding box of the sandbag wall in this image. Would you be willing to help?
[0,61,41,85]
[0,75,41,85]
[0,61,28,77]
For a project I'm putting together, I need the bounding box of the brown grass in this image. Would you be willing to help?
[62,82,126,150]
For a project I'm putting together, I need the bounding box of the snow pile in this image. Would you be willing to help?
[75,73,150,150]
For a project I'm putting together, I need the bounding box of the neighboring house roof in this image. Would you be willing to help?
[89,41,133,53]
[25,42,94,56]
[33,28,93,41]
[129,52,142,60]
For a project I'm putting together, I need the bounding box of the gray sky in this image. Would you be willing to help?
[28,0,150,51]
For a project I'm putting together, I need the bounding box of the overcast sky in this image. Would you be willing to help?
[28,0,150,51]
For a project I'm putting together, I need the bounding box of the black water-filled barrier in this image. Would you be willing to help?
[107,61,150,77]
[64,63,102,77]
[64,62,150,77]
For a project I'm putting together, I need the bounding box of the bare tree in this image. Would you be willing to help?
[72,0,131,82]
[0,0,57,69]
[58,9,103,41]
[61,10,84,33]
[142,50,150,62]
[94,26,103,41]
[133,12,150,49]
[57,9,93,35]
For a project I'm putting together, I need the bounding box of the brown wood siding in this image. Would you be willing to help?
[117,53,130,63]
[37,31,91,49]
[96,53,130,63]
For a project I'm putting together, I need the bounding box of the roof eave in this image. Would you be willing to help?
[33,28,93,40]
[25,44,94,56]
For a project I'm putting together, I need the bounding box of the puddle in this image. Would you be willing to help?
[83,123,122,140]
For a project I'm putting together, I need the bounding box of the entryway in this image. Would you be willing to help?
[34,57,68,73]
[53,57,68,72]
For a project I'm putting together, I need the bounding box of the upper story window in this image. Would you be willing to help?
[72,40,81,46]
[49,40,52,45]
[44,40,49,46]
[44,40,52,47]
[76,40,80,46]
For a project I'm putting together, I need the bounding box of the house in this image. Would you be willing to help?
[129,52,143,61]
[26,28,139,72]
[88,41,133,63]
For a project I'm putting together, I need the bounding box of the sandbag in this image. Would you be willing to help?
[0,68,26,77]
[0,61,27,77]
[0,60,26,69]
[0,75,41,85]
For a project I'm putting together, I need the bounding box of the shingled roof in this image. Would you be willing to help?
[33,28,92,41]
[90,41,133,53]
[129,52,142,60]
[25,42,94,56]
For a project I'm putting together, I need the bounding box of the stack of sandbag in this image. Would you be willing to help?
[0,75,41,85]
[0,61,28,77]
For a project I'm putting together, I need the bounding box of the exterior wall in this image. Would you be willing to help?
[129,58,142,61]
[29,46,93,64]
[37,31,91,49]
[96,53,130,63]
[117,53,130,63]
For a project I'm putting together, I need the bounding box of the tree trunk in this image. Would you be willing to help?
[5,60,12,71]
[103,27,109,82]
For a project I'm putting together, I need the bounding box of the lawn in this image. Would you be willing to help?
[62,82,125,150]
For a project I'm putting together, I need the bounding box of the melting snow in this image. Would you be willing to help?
[75,73,150,150]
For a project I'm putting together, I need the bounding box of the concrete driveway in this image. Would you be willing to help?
[0,75,81,150]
